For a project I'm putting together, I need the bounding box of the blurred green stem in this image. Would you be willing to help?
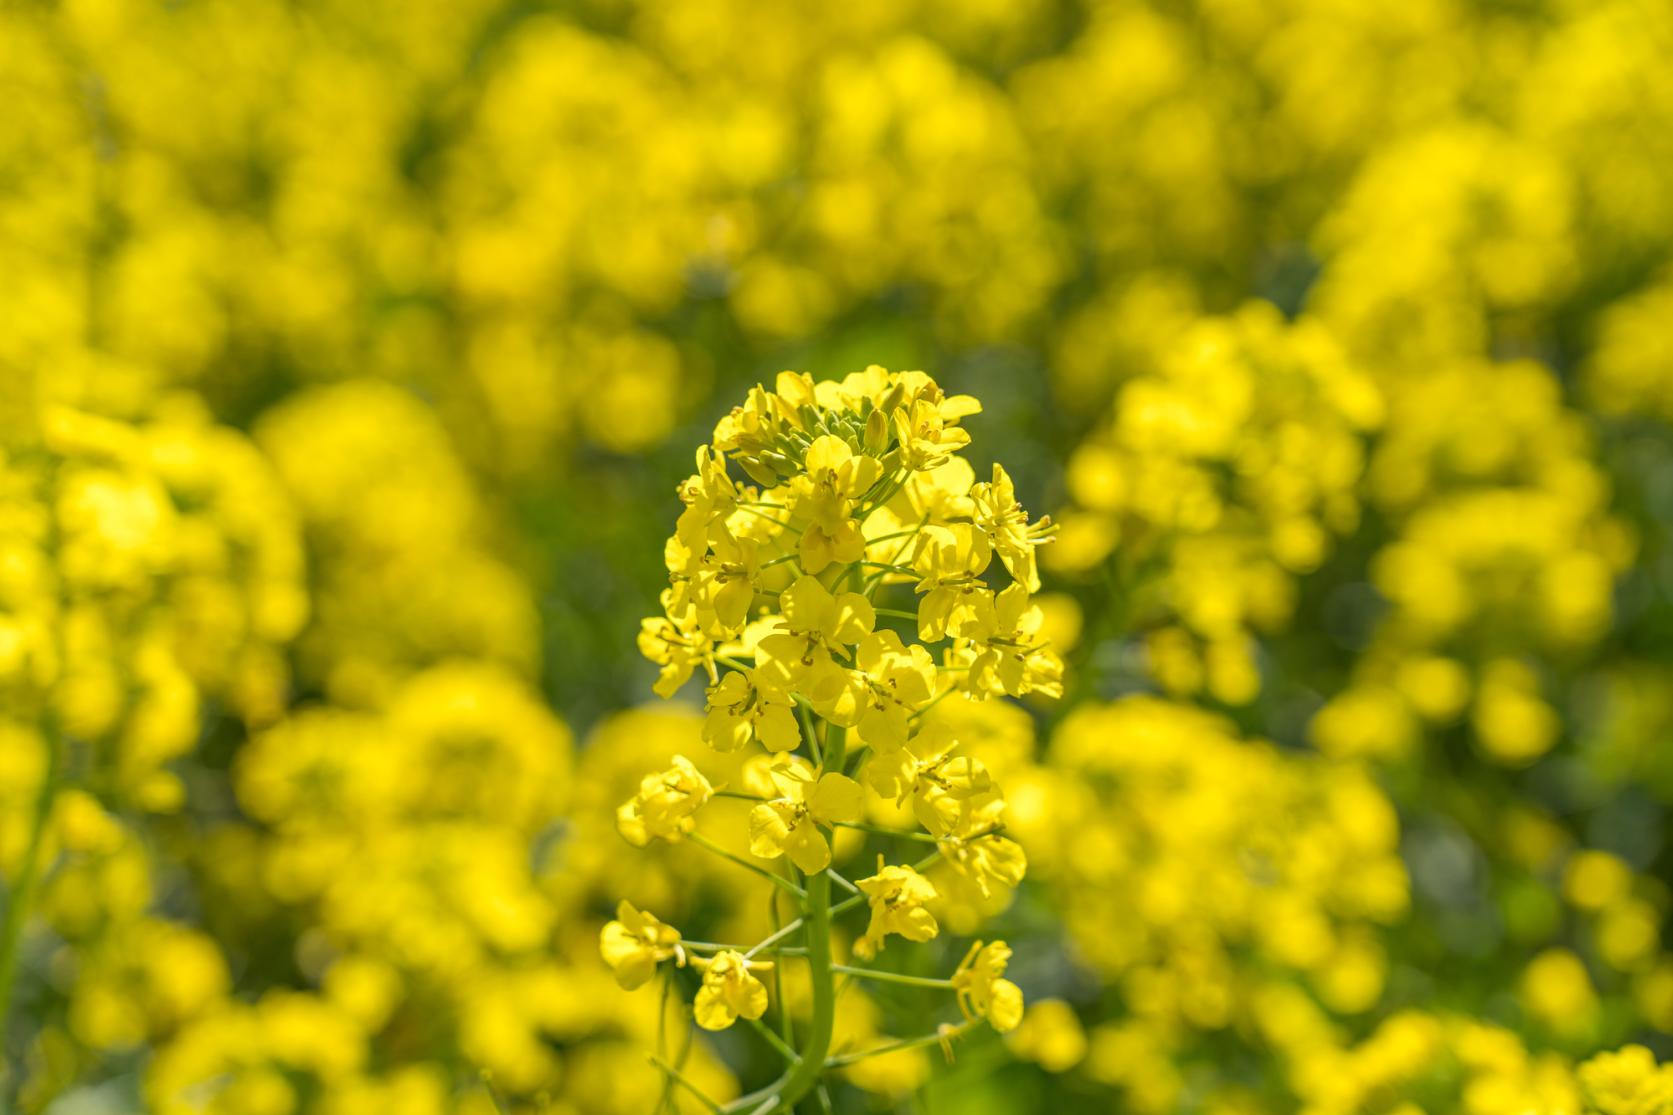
[0,716,60,1105]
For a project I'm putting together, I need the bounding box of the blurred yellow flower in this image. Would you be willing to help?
[617,756,714,847]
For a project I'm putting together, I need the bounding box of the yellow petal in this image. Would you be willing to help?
[830,593,876,644]
[804,435,854,475]
[785,820,832,874]
[900,906,940,943]
[756,704,801,752]
[694,983,735,1030]
[748,803,792,860]
[616,801,649,847]
[799,528,836,575]
[989,978,1025,1033]
[810,772,863,824]
[782,575,833,630]
[713,577,754,630]
[602,917,652,984]
[732,972,770,1021]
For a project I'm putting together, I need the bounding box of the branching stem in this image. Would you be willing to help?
[824,1019,980,1068]
[831,965,954,989]
[689,834,806,898]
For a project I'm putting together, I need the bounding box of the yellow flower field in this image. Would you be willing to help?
[2,1,1673,1113]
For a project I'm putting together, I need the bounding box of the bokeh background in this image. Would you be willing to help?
[3,0,1673,1112]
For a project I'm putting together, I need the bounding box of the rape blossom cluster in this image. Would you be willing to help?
[605,368,1053,1108]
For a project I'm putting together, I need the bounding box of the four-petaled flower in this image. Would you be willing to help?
[963,583,1063,699]
[891,390,980,472]
[694,949,773,1031]
[863,721,992,834]
[854,859,939,959]
[756,576,874,722]
[792,435,882,573]
[703,671,800,753]
[932,794,1027,897]
[970,463,1053,593]
[637,590,716,698]
[852,630,939,754]
[616,755,713,846]
[913,524,993,642]
[749,760,864,874]
[598,901,681,989]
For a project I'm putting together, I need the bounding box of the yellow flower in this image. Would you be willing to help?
[1519,947,1597,1033]
[638,589,715,698]
[703,671,800,753]
[792,435,883,573]
[854,859,939,959]
[690,528,763,633]
[674,446,741,544]
[912,525,992,642]
[616,756,713,846]
[862,721,992,834]
[851,630,939,754]
[598,901,681,990]
[757,576,874,721]
[1578,1045,1673,1115]
[892,396,975,472]
[1005,1000,1088,1073]
[903,455,976,520]
[748,762,864,874]
[693,950,773,1031]
[963,583,1064,699]
[952,940,1024,1033]
[936,795,1027,898]
[970,464,1052,593]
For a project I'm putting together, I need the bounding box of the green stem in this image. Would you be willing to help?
[479,1073,512,1115]
[744,1014,801,1065]
[649,1054,725,1114]
[831,821,937,844]
[873,608,919,622]
[824,1019,979,1069]
[831,966,954,989]
[768,878,795,1050]
[737,505,799,532]
[862,514,928,597]
[726,726,847,1113]
[910,687,957,722]
[0,717,59,1093]
[742,883,868,962]
[689,834,806,898]
[796,700,822,765]
[681,940,806,956]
